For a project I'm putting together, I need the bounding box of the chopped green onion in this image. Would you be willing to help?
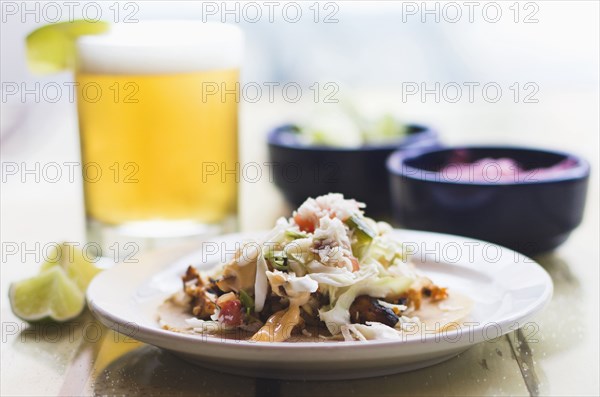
[272,256,289,271]
[346,214,377,259]
[285,229,309,239]
[346,215,377,243]
[239,289,254,311]
[265,250,289,271]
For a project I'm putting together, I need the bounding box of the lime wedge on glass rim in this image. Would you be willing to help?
[26,19,109,74]
[9,243,102,322]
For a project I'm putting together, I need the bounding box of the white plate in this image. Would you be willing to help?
[87,230,553,380]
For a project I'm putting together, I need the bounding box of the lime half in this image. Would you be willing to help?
[26,20,109,74]
[9,267,86,322]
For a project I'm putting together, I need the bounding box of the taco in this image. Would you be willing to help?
[159,193,472,342]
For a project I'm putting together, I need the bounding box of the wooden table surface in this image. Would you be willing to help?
[1,90,598,396]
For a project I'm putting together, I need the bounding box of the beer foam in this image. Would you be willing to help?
[76,21,243,74]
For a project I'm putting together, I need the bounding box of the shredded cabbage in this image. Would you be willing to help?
[319,275,414,335]
[254,251,269,312]
[189,193,439,342]
[341,322,403,341]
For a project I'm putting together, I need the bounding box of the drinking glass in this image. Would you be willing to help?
[75,21,243,256]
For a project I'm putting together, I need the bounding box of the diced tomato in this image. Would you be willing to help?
[294,214,315,233]
[219,299,243,327]
[350,257,360,272]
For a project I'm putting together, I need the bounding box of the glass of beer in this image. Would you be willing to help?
[75,21,243,255]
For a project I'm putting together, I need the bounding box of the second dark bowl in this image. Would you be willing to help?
[268,124,439,219]
[387,146,590,256]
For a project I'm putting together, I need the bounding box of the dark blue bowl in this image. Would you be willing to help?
[387,146,590,255]
[268,124,439,219]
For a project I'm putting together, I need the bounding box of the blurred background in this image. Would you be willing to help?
[1,0,598,246]
[1,2,599,395]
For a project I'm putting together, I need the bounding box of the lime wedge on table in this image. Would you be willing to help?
[9,244,102,322]
[40,243,102,291]
[26,20,109,74]
[9,267,85,322]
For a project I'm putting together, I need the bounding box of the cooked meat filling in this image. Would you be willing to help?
[182,265,217,319]
[349,295,399,327]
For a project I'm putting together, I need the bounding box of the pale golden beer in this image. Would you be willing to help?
[75,22,243,250]
[77,70,238,224]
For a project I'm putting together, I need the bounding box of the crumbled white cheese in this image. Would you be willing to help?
[377,300,408,313]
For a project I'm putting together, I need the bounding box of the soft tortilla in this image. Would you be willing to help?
[157,295,196,334]
[157,291,473,342]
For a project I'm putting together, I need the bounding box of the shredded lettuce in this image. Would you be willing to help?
[283,237,313,265]
[264,250,288,271]
[285,229,309,240]
[318,275,414,335]
[267,270,318,296]
[341,322,403,341]
[254,251,269,312]
[362,236,407,267]
[307,261,378,288]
